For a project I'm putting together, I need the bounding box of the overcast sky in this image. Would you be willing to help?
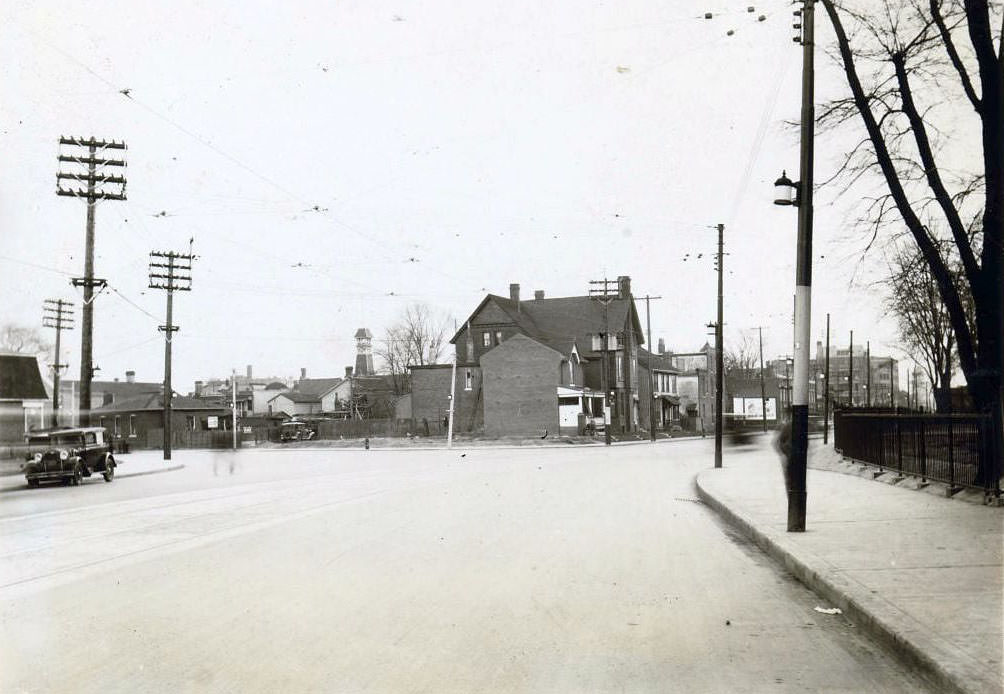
[1,0,924,391]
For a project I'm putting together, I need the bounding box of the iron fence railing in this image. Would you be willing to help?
[833,410,1002,496]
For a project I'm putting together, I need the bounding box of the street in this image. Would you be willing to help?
[1,440,939,693]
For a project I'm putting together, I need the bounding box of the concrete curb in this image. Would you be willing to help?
[0,464,185,492]
[117,464,185,480]
[694,470,999,694]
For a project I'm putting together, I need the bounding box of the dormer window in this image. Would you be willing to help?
[482,331,491,347]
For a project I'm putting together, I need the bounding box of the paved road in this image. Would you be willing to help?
[0,441,940,692]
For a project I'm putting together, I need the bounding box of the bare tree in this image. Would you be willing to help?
[724,331,760,379]
[0,324,52,362]
[819,0,1002,474]
[375,303,452,394]
[883,242,974,411]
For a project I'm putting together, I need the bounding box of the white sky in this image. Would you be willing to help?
[1,0,928,391]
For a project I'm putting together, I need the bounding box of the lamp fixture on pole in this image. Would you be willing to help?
[774,170,799,206]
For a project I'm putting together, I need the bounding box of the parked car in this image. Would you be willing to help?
[279,420,315,443]
[23,427,117,487]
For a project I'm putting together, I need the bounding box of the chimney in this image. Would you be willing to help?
[345,366,353,378]
[195,380,204,396]
[300,367,306,380]
[246,364,252,379]
[125,370,135,383]
[658,338,665,355]
[534,290,544,301]
[509,282,520,311]
[617,275,632,299]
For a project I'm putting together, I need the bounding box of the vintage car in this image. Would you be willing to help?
[23,427,117,487]
[279,420,315,443]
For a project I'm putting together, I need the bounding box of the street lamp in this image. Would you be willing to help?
[773,0,815,533]
[774,170,799,206]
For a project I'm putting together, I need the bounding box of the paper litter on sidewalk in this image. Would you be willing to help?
[814,606,843,615]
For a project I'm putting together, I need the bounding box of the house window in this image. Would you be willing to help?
[465,369,473,391]
[129,415,136,437]
[186,415,195,431]
[592,334,602,351]
[670,375,677,393]
[494,330,502,345]
[482,331,491,347]
[608,334,619,351]
[99,416,106,430]
[114,416,120,436]
[616,353,624,385]
[568,360,574,386]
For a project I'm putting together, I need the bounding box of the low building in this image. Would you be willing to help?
[91,392,233,445]
[0,353,49,442]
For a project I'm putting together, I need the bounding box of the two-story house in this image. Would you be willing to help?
[411,276,645,437]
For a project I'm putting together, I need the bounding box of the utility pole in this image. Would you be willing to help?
[758,326,767,433]
[848,330,854,407]
[231,369,238,451]
[641,294,662,441]
[57,136,126,425]
[42,299,74,427]
[714,223,724,468]
[866,341,872,407]
[823,313,830,444]
[149,250,193,461]
[447,357,456,449]
[589,278,618,446]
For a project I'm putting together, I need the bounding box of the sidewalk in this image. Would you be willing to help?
[696,441,1003,694]
[0,451,184,491]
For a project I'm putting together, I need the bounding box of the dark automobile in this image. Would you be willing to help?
[279,420,315,443]
[23,427,117,487]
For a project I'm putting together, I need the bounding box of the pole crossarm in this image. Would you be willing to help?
[59,136,127,149]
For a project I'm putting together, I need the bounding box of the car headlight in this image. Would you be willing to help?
[59,450,69,461]
[33,453,42,463]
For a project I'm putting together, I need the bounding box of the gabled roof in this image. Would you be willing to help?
[451,291,643,359]
[0,354,48,400]
[639,347,680,373]
[265,381,287,390]
[63,379,162,397]
[294,378,343,397]
[271,390,322,404]
[92,393,231,413]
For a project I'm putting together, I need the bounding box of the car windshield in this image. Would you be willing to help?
[52,434,83,446]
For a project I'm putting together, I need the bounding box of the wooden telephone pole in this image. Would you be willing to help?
[149,250,193,460]
[640,294,662,441]
[589,278,619,446]
[42,299,74,427]
[56,136,127,425]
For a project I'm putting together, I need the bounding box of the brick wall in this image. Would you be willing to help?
[410,365,483,434]
[481,335,561,437]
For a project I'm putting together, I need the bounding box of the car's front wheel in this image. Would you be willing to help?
[102,457,115,482]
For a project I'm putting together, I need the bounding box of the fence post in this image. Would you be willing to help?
[896,414,903,474]
[947,418,955,490]
[918,417,926,482]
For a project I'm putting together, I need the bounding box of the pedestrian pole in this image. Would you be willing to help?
[447,357,457,449]
[759,326,767,433]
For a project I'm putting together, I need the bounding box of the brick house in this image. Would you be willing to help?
[0,353,49,442]
[411,276,644,437]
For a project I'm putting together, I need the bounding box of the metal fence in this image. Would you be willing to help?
[833,411,1002,495]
